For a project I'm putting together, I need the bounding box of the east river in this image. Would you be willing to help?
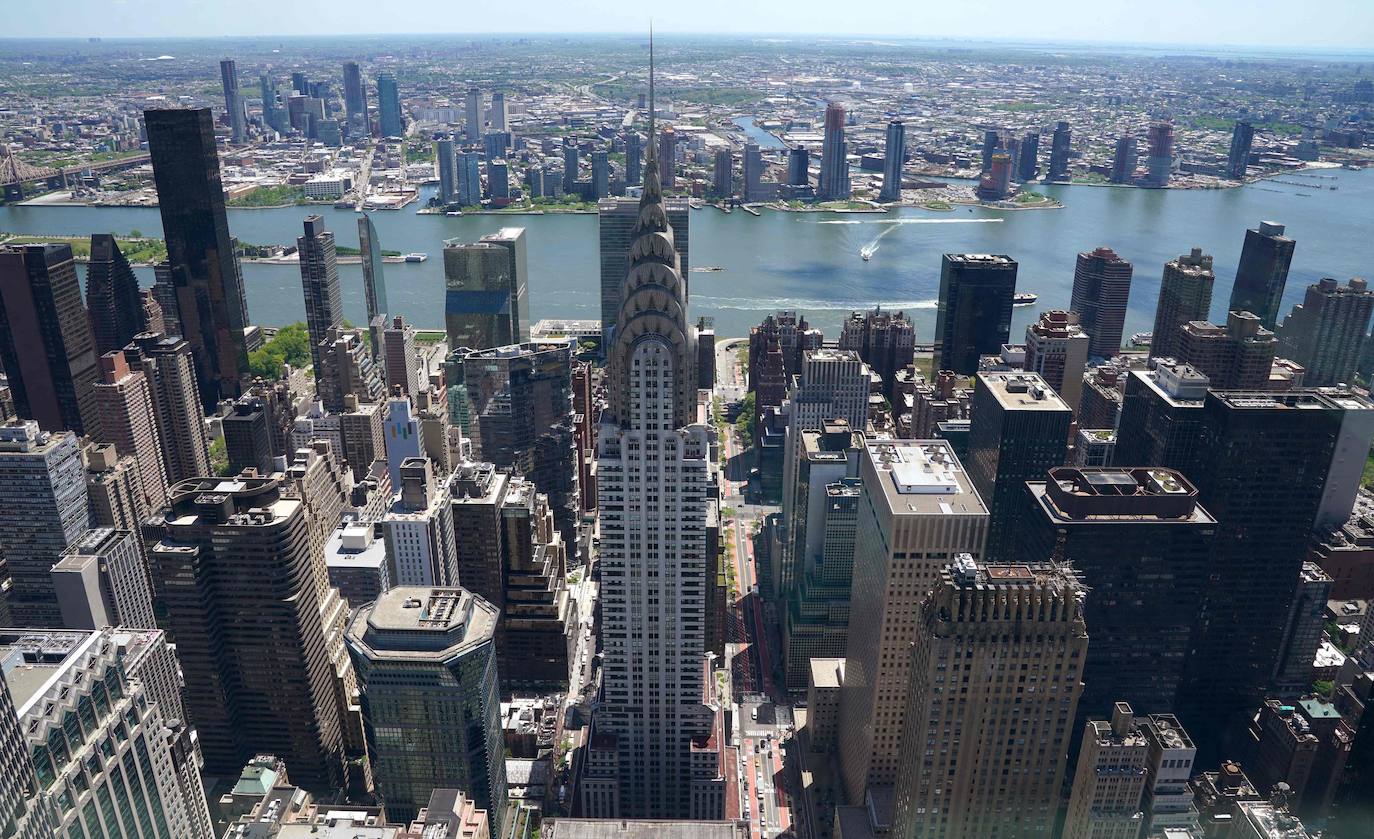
[1,168,1370,340]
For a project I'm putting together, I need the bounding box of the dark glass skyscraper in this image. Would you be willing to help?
[1228,119,1255,180]
[219,58,246,144]
[443,227,529,350]
[145,107,249,411]
[342,61,367,126]
[1047,120,1072,181]
[0,244,100,435]
[376,72,402,137]
[879,119,905,202]
[85,233,147,356]
[933,253,1018,374]
[818,101,849,200]
[298,215,343,375]
[358,214,389,325]
[1229,220,1296,330]
[1110,135,1137,183]
[1071,246,1134,357]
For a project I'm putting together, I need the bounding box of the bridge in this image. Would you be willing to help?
[1,147,152,201]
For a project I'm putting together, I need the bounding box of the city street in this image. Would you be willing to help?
[716,337,800,839]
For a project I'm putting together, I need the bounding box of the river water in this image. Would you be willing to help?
[1,170,1370,340]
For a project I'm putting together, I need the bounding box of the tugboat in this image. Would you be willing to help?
[1013,292,1038,307]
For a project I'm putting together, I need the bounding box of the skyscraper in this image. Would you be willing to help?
[1229,221,1296,330]
[457,150,482,206]
[0,243,100,435]
[1047,119,1072,181]
[83,442,151,534]
[465,86,483,142]
[359,214,389,325]
[1228,119,1255,180]
[594,40,719,815]
[1024,309,1090,410]
[1071,246,1134,357]
[889,559,1087,839]
[145,107,250,410]
[1144,121,1174,187]
[377,72,402,137]
[837,440,990,804]
[298,215,343,375]
[1022,467,1215,731]
[85,233,147,355]
[1113,361,1210,468]
[381,457,459,587]
[787,145,809,186]
[818,101,850,200]
[222,395,274,476]
[591,149,610,198]
[1062,703,1152,839]
[1278,277,1374,386]
[220,58,247,144]
[933,253,1018,374]
[966,372,1071,560]
[625,131,642,185]
[0,653,50,839]
[880,119,905,202]
[1017,130,1040,181]
[563,143,580,194]
[346,586,506,830]
[837,307,915,403]
[436,137,457,202]
[123,331,211,482]
[1111,135,1138,184]
[0,421,88,627]
[742,142,764,202]
[92,350,168,513]
[598,196,689,347]
[443,227,530,350]
[658,126,676,189]
[383,314,420,397]
[51,526,157,630]
[260,73,286,134]
[1176,310,1277,389]
[342,60,367,126]
[490,91,507,131]
[712,148,732,198]
[1151,247,1216,360]
[456,341,581,552]
[145,459,356,792]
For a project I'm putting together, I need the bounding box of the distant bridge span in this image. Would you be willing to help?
[1,147,151,199]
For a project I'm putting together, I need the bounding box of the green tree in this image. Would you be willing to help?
[208,437,231,477]
[247,322,312,379]
[734,391,757,440]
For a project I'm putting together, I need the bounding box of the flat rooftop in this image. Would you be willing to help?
[864,440,987,518]
[978,372,1072,412]
[0,629,98,716]
[349,586,499,661]
[546,820,748,839]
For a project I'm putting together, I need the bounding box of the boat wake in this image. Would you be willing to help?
[695,295,939,311]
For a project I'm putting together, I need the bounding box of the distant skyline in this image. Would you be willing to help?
[5,0,1374,50]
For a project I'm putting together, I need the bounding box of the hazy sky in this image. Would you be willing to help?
[6,0,1374,49]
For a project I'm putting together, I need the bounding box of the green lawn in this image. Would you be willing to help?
[0,233,166,264]
[992,101,1053,113]
[227,185,310,207]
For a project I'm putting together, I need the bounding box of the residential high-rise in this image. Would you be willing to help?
[1273,563,1335,696]
[1071,246,1134,357]
[591,149,610,199]
[145,464,356,792]
[51,526,156,630]
[222,394,274,475]
[145,107,250,409]
[880,119,905,202]
[1247,694,1355,825]
[1151,247,1216,360]
[450,460,510,626]
[1062,703,1152,839]
[444,228,530,351]
[499,475,574,689]
[711,148,732,198]
[1017,130,1040,181]
[889,558,1087,838]
[124,332,210,481]
[298,215,343,375]
[980,127,1001,174]
[377,72,402,137]
[381,314,419,397]
[933,253,1018,374]
[1048,119,1072,181]
[1177,310,1277,389]
[742,143,765,202]
[966,372,1070,561]
[85,233,147,355]
[220,57,247,144]
[625,131,642,185]
[658,126,676,188]
[838,440,990,804]
[436,137,457,202]
[818,101,850,200]
[1278,277,1374,386]
[455,341,580,552]
[83,442,150,534]
[1022,467,1215,730]
[0,243,100,435]
[562,143,580,194]
[837,307,915,403]
[342,60,367,126]
[1228,119,1255,180]
[1024,309,1090,410]
[1140,715,1199,834]
[1111,135,1138,184]
[0,422,88,627]
[1229,221,1297,330]
[357,213,390,327]
[490,91,507,131]
[598,196,689,347]
[465,86,483,141]
[346,586,506,830]
[2,628,216,839]
[594,50,720,816]
[787,145,809,186]
[92,350,168,512]
[1144,121,1175,187]
[782,421,863,690]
